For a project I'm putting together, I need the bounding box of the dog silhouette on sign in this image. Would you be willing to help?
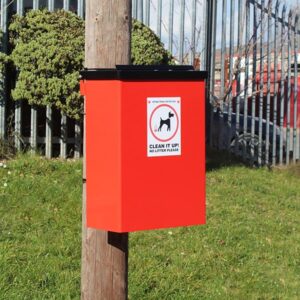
[158,111,174,132]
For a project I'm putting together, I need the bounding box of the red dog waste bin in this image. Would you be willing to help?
[80,65,207,232]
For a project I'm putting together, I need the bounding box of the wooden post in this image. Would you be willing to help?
[82,1,131,299]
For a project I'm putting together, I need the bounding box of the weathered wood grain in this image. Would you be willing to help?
[82,1,131,299]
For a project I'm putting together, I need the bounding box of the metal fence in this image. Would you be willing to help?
[207,0,300,166]
[0,0,299,166]
[0,0,85,158]
[0,0,207,158]
[132,0,207,68]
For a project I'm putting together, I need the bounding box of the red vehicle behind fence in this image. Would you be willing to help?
[230,65,300,130]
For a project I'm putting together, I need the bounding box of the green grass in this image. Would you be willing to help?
[0,152,300,299]
[0,155,82,299]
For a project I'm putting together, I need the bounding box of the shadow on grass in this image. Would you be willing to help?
[274,162,300,178]
[206,147,246,172]
[0,138,16,160]
[289,164,300,177]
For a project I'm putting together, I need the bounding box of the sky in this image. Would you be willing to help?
[286,0,300,9]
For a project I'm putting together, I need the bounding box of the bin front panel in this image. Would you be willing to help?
[121,80,206,231]
[85,80,123,231]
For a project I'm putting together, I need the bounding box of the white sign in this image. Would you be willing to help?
[147,97,181,157]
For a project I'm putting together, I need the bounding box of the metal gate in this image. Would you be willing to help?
[134,0,300,166]
[205,0,300,166]
[0,0,84,158]
[0,0,299,166]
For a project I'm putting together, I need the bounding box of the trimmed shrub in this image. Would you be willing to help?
[0,30,8,71]
[9,10,84,120]
[131,19,173,65]
[9,11,173,120]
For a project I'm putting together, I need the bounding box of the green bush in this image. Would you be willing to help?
[9,11,173,120]
[0,31,8,71]
[9,10,84,120]
[131,19,173,65]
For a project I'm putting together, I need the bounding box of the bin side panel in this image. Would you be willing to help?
[85,80,122,232]
[121,80,206,232]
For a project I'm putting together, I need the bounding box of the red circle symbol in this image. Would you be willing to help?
[149,104,179,142]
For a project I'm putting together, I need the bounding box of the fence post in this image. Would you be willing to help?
[0,0,8,140]
[60,114,67,159]
[74,121,81,159]
[73,0,85,158]
[33,0,39,9]
[279,5,287,165]
[63,0,70,10]
[15,0,24,150]
[205,0,217,146]
[45,106,52,158]
[44,0,55,158]
[293,14,299,162]
[190,0,197,65]
[257,0,265,166]
[251,0,258,163]
[30,0,39,154]
[138,0,143,22]
[220,0,227,104]
[179,0,185,64]
[30,106,37,153]
[265,0,272,165]
[157,0,162,39]
[145,0,150,26]
[272,0,280,166]
[242,0,250,160]
[286,10,292,165]
[228,0,235,148]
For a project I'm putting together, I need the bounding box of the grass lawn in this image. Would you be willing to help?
[0,152,299,299]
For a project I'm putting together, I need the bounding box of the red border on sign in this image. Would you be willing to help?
[149,103,179,142]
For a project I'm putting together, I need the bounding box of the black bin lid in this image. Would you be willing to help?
[80,65,207,81]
